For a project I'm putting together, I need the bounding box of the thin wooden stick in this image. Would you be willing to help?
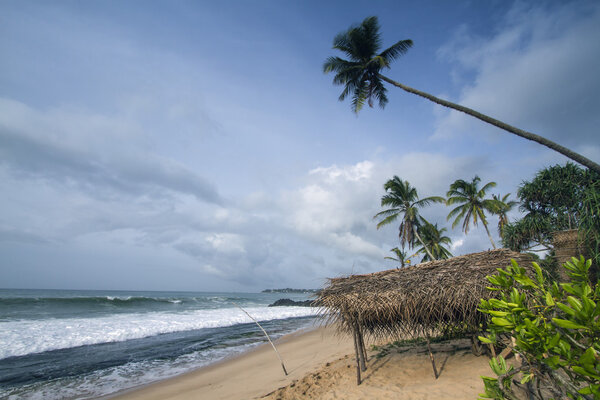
[233,302,288,376]
[352,325,362,385]
[425,336,439,379]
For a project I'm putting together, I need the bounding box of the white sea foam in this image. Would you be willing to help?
[0,342,257,400]
[0,306,318,359]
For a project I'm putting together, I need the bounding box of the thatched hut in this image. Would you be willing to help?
[552,229,588,281]
[317,249,533,383]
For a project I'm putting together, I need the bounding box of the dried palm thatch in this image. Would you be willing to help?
[318,249,533,341]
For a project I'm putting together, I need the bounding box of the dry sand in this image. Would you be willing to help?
[263,338,492,400]
[109,327,493,400]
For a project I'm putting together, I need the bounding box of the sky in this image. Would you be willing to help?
[1,0,599,292]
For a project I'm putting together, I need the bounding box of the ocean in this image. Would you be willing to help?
[0,289,319,400]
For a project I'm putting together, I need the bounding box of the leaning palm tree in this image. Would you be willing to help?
[491,193,518,237]
[384,247,411,268]
[415,219,453,262]
[446,176,499,249]
[373,176,444,260]
[323,16,600,174]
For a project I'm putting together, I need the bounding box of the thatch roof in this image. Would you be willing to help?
[317,249,533,340]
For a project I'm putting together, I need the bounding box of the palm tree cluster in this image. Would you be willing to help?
[373,176,444,262]
[374,175,516,266]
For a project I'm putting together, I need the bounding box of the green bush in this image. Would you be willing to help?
[478,257,600,399]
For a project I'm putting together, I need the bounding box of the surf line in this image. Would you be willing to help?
[231,301,288,376]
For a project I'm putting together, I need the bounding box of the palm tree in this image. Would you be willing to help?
[323,16,600,174]
[491,193,518,237]
[384,247,411,268]
[415,219,453,262]
[446,176,498,249]
[373,176,444,260]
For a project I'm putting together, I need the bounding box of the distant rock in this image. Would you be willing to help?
[268,298,317,307]
[262,288,320,294]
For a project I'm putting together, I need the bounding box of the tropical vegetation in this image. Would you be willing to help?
[373,176,444,261]
[502,163,599,258]
[384,247,411,268]
[323,16,600,174]
[478,257,600,399]
[446,176,499,249]
[491,193,517,238]
[415,220,452,262]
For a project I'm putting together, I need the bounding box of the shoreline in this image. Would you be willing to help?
[105,326,494,400]
[105,325,354,400]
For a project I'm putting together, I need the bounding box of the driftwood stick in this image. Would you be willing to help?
[352,325,362,385]
[425,336,439,379]
[233,302,288,376]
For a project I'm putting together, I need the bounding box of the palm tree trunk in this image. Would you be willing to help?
[482,221,497,249]
[378,74,600,174]
[414,226,435,260]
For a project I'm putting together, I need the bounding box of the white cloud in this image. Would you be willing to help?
[434,2,600,151]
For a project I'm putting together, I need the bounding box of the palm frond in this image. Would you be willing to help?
[376,213,399,229]
[373,208,400,219]
[378,39,413,64]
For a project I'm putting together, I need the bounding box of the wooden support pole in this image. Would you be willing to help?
[358,325,368,367]
[352,325,362,385]
[425,336,439,379]
[355,323,366,372]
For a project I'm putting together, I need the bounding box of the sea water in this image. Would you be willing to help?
[0,289,319,399]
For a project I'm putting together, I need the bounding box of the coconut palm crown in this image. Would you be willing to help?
[323,16,600,174]
[384,247,411,268]
[446,176,499,249]
[323,16,412,113]
[492,193,517,237]
[374,176,444,260]
[416,219,453,262]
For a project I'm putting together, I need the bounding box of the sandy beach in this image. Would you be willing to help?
[109,326,492,400]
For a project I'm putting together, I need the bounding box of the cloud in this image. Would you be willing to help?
[0,98,222,204]
[0,91,521,290]
[434,2,600,152]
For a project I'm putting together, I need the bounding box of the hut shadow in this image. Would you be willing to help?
[361,355,391,383]
[436,353,451,377]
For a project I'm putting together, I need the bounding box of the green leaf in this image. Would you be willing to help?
[572,366,600,380]
[545,292,555,306]
[520,373,533,384]
[567,296,583,312]
[532,262,544,284]
[492,317,514,327]
[580,347,597,366]
[514,275,537,288]
[556,302,576,316]
[547,333,561,349]
[478,336,494,344]
[561,283,576,295]
[552,318,587,330]
[489,310,509,317]
[579,386,592,395]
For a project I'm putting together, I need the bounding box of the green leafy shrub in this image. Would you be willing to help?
[478,257,600,399]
